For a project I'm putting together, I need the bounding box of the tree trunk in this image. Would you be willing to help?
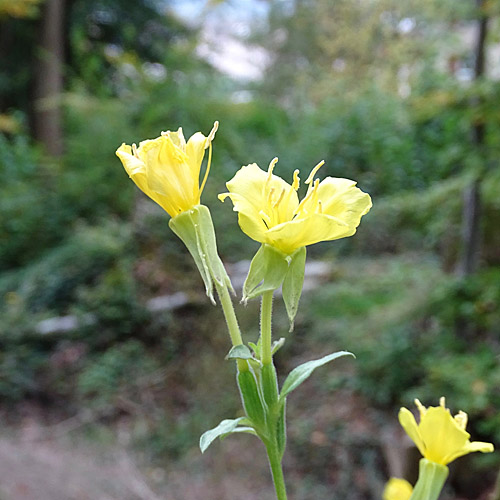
[32,0,65,156]
[457,0,488,277]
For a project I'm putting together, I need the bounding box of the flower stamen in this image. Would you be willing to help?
[273,188,286,208]
[454,411,468,430]
[259,210,272,228]
[305,160,325,185]
[199,140,213,196]
[207,121,219,146]
[267,157,279,179]
[295,178,320,217]
[415,399,427,417]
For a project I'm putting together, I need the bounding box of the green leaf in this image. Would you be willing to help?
[243,244,289,302]
[221,427,258,439]
[279,351,355,401]
[248,341,261,358]
[200,417,246,453]
[225,344,253,361]
[249,337,284,360]
[271,337,286,355]
[282,247,306,331]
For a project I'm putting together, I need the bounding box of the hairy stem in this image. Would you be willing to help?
[265,440,288,500]
[260,291,274,365]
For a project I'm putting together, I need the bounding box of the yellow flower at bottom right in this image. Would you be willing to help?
[383,477,413,500]
[398,397,494,466]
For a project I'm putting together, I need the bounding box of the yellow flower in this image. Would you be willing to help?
[219,158,372,255]
[399,398,494,466]
[116,122,218,218]
[383,478,413,500]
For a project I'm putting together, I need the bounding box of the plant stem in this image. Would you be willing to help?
[260,291,274,365]
[215,282,248,371]
[409,459,448,500]
[265,441,288,500]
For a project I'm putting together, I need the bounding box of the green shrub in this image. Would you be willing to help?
[75,261,150,346]
[77,340,160,410]
[0,133,70,269]
[0,221,130,314]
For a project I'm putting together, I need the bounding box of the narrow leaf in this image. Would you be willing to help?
[248,341,260,358]
[221,427,257,439]
[280,351,355,400]
[271,337,286,355]
[225,344,253,361]
[200,417,246,453]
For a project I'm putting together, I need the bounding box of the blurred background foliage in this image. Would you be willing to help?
[1,0,500,498]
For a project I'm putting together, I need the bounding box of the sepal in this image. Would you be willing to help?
[243,244,306,329]
[169,205,232,305]
[242,244,288,302]
[282,246,306,331]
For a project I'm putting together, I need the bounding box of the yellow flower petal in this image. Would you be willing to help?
[116,144,145,177]
[443,440,495,464]
[418,406,470,465]
[116,123,217,217]
[219,192,268,243]
[383,478,413,500]
[316,177,372,226]
[186,132,208,181]
[265,213,353,255]
[398,407,427,458]
[116,144,179,216]
[220,159,371,254]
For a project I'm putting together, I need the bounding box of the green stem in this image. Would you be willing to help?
[260,291,274,365]
[215,282,248,372]
[409,459,449,500]
[265,441,288,500]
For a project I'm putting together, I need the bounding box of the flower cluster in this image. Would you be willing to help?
[116,122,494,500]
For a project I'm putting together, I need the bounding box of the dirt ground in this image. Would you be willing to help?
[0,434,161,500]
[0,421,274,500]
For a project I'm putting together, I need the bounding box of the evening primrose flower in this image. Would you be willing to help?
[399,398,494,466]
[382,478,413,500]
[116,122,218,218]
[219,158,371,255]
